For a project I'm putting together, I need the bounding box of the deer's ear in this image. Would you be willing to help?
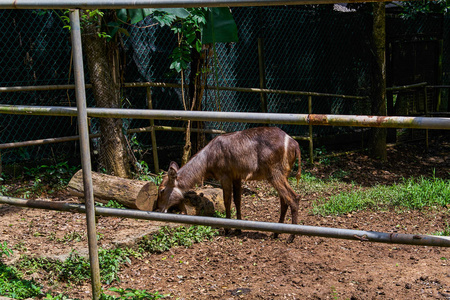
[168,161,179,181]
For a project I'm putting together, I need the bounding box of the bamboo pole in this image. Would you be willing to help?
[308,96,314,164]
[0,82,367,100]
[146,87,160,173]
[257,38,268,113]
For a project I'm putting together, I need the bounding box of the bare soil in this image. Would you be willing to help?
[1,136,450,300]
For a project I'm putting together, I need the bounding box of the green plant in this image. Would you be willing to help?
[98,248,131,285]
[134,161,164,185]
[43,287,167,300]
[0,177,8,195]
[16,248,132,285]
[44,294,80,300]
[0,243,43,299]
[57,231,85,244]
[24,161,78,188]
[97,200,126,209]
[433,223,450,236]
[148,171,165,186]
[139,225,218,253]
[103,287,167,300]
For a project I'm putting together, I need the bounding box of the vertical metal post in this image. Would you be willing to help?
[146,87,160,173]
[257,38,268,113]
[308,96,314,164]
[69,10,102,300]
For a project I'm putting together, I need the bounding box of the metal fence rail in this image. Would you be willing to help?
[0,0,391,9]
[0,81,367,164]
[1,104,449,129]
[2,196,450,248]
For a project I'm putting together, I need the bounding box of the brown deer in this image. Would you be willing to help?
[156,126,301,242]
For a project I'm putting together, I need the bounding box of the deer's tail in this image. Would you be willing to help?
[295,142,302,185]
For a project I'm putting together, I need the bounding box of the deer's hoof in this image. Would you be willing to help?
[271,232,280,239]
[286,234,296,244]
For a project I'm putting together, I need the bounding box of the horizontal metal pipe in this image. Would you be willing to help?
[0,125,226,150]
[0,104,449,130]
[0,0,391,9]
[0,84,91,92]
[152,125,227,134]
[422,85,450,89]
[0,82,365,99]
[1,196,449,247]
[0,135,86,150]
[386,82,427,92]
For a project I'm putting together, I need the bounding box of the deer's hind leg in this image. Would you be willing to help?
[270,177,300,243]
[272,197,289,240]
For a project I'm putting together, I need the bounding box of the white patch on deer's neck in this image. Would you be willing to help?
[283,135,289,168]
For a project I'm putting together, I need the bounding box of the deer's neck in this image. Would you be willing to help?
[176,149,209,191]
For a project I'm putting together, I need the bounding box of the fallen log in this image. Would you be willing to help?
[67,170,158,211]
[67,170,225,216]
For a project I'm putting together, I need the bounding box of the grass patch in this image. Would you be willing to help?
[0,242,43,299]
[17,247,132,285]
[291,172,349,196]
[312,177,450,216]
[139,225,218,253]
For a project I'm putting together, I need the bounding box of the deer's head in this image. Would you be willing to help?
[156,161,185,213]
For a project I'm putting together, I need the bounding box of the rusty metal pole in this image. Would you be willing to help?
[69,9,102,300]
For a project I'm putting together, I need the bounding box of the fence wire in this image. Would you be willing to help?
[0,7,448,166]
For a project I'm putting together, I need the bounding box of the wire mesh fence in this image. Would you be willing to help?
[0,6,448,167]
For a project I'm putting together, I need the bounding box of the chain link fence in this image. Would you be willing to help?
[0,6,449,166]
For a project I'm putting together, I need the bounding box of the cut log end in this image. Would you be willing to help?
[135,182,158,211]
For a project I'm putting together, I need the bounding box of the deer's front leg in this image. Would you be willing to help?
[232,179,242,235]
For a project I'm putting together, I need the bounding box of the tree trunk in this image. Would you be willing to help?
[81,10,132,178]
[68,169,158,211]
[369,2,387,161]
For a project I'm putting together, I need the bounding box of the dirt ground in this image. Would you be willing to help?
[1,135,450,299]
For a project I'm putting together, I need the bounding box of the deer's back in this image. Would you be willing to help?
[202,127,298,181]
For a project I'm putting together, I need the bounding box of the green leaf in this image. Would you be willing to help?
[116,8,190,25]
[158,8,190,18]
[116,8,128,23]
[201,7,238,44]
[129,8,155,24]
